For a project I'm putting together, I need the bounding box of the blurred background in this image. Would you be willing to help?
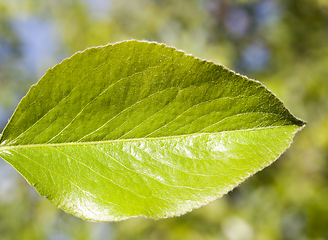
[0,0,327,239]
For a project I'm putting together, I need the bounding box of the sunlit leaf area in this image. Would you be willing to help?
[0,0,327,239]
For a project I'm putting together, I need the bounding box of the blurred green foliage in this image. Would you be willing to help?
[0,0,327,239]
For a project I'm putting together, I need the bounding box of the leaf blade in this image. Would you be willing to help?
[0,40,305,221]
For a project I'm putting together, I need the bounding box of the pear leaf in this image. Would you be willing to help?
[0,40,305,221]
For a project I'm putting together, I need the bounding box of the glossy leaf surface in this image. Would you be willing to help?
[0,40,305,221]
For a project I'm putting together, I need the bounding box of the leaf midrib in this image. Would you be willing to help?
[0,125,295,151]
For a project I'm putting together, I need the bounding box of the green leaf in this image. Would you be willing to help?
[0,40,305,221]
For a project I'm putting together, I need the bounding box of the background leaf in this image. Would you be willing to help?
[0,40,305,221]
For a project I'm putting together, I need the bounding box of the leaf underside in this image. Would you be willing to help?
[0,40,305,221]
